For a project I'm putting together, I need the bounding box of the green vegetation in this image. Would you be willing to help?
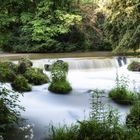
[127,61,140,71]
[0,87,23,136]
[109,75,138,105]
[103,0,140,53]
[0,58,49,92]
[1,0,139,53]
[0,62,16,82]
[126,102,140,128]
[48,80,72,94]
[24,68,49,85]
[11,75,31,92]
[49,61,72,94]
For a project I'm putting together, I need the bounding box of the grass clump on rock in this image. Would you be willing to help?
[0,62,17,82]
[109,75,138,105]
[48,60,72,94]
[127,61,140,72]
[11,75,31,92]
[0,57,49,92]
[24,68,49,85]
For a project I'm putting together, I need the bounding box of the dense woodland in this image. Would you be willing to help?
[0,0,139,53]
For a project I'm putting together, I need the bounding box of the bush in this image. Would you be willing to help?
[11,75,31,92]
[24,68,49,85]
[126,102,140,128]
[0,62,17,82]
[127,61,140,72]
[18,57,33,74]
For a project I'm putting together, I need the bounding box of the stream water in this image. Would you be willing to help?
[5,57,140,140]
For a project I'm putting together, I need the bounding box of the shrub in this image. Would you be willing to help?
[126,102,140,128]
[48,80,72,94]
[0,87,23,136]
[18,57,33,74]
[0,62,17,82]
[127,61,140,72]
[11,75,31,92]
[109,75,138,105]
[24,68,49,85]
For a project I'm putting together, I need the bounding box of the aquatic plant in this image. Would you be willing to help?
[109,75,138,105]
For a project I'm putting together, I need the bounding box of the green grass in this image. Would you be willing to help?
[109,87,138,105]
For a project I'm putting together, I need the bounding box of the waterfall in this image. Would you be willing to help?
[32,57,129,70]
[67,58,118,70]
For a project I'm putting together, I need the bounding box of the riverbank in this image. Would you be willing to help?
[0,51,113,60]
[0,51,139,61]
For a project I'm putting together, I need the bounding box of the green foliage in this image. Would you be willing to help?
[126,102,140,128]
[48,80,72,94]
[48,61,72,94]
[0,62,17,82]
[0,86,23,135]
[11,75,31,92]
[51,61,68,82]
[109,75,137,105]
[127,61,140,71]
[24,68,49,85]
[0,0,83,53]
[104,0,140,53]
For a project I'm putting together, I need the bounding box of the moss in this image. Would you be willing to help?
[11,75,31,92]
[48,80,72,94]
[24,68,49,85]
[109,87,137,105]
[127,61,140,71]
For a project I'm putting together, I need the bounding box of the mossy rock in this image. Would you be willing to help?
[44,64,51,71]
[127,61,140,71]
[109,87,137,105]
[18,57,33,74]
[24,68,49,85]
[0,62,17,82]
[48,80,72,94]
[11,75,31,92]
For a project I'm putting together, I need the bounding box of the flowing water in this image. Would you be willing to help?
[5,57,140,140]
